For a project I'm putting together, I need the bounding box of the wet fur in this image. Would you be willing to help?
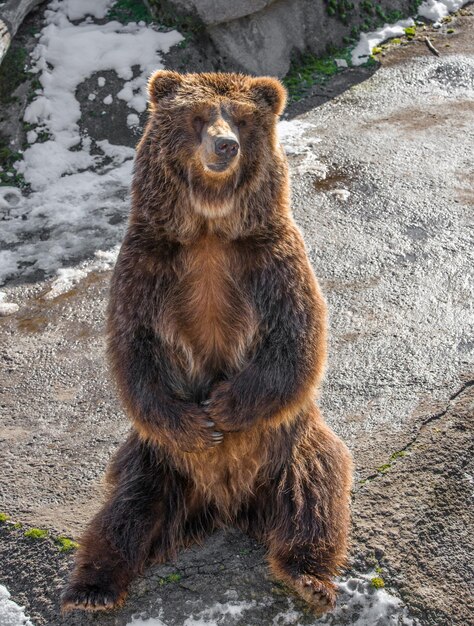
[62,71,353,614]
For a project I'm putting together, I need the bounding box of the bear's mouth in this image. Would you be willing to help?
[206,161,233,173]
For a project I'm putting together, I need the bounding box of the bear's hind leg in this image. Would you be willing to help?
[263,417,353,615]
[62,433,185,612]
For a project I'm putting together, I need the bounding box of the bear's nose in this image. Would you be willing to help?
[215,136,239,159]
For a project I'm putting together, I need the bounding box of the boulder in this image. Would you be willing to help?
[154,0,415,76]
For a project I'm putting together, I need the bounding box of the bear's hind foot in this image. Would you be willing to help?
[61,571,129,612]
[291,575,337,615]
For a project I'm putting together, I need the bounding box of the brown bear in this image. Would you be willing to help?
[61,71,353,614]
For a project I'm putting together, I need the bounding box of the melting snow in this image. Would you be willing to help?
[318,574,416,625]
[272,574,416,625]
[0,159,132,285]
[0,585,35,626]
[351,19,415,65]
[127,601,256,626]
[417,0,470,23]
[60,0,115,21]
[0,0,182,286]
[125,574,416,625]
[351,0,471,65]
[0,291,19,316]
[18,2,181,189]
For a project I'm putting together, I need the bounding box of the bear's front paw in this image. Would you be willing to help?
[293,575,337,615]
[176,406,224,452]
[202,381,246,433]
[61,579,127,612]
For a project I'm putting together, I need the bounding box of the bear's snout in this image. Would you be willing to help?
[214,136,239,159]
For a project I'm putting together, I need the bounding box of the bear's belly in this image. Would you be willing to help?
[174,427,270,515]
[162,235,257,382]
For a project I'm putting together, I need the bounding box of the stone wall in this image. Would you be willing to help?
[151,0,417,76]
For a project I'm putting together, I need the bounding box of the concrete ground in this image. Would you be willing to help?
[0,6,473,626]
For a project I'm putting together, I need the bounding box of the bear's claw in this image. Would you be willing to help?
[294,575,337,614]
[61,583,126,612]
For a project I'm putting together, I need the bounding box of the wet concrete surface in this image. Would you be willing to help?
[1,7,474,626]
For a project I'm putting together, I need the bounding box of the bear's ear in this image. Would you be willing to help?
[148,70,183,104]
[249,77,287,116]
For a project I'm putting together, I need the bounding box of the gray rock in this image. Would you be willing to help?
[160,0,415,76]
[169,0,277,26]
[208,0,307,76]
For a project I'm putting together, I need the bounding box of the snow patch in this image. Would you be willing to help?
[103,94,113,105]
[127,601,255,626]
[418,0,470,23]
[43,247,119,299]
[278,119,321,156]
[26,130,38,144]
[331,189,351,201]
[127,113,140,127]
[319,574,416,625]
[0,302,20,316]
[278,119,326,175]
[272,574,416,625]
[128,617,167,626]
[183,601,255,625]
[0,585,35,626]
[60,0,115,21]
[1,1,183,285]
[17,1,182,190]
[0,186,22,209]
[0,159,131,285]
[351,19,415,65]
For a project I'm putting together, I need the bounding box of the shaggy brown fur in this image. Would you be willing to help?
[61,71,353,614]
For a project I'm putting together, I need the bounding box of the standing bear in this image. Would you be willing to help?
[62,71,353,614]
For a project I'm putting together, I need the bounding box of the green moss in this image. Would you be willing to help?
[24,528,48,540]
[364,56,378,68]
[410,0,424,12]
[148,0,204,35]
[283,48,352,102]
[390,450,407,461]
[56,536,79,552]
[374,564,383,575]
[391,38,402,44]
[404,26,416,37]
[0,137,27,189]
[0,513,10,523]
[387,9,404,22]
[372,46,383,54]
[107,0,152,24]
[159,573,182,585]
[376,463,391,474]
[375,5,387,21]
[371,576,385,589]
[447,28,455,34]
[13,522,23,529]
[361,0,374,15]
[324,0,355,24]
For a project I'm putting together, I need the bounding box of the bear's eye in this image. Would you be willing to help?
[236,119,247,129]
[193,116,205,134]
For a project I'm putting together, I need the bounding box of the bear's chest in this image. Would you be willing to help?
[162,235,257,378]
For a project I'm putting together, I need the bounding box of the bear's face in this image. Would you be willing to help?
[146,71,287,218]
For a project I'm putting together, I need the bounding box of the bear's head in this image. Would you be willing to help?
[145,71,287,219]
